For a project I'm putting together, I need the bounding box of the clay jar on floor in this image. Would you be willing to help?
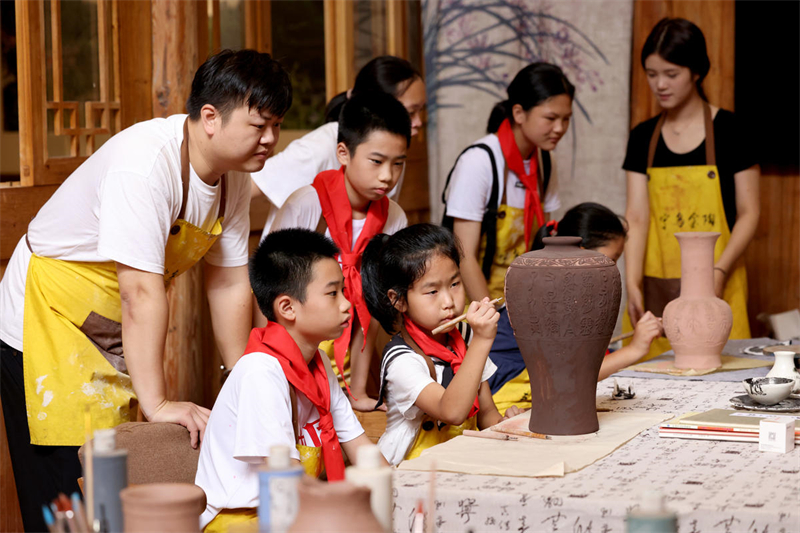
[120,482,206,532]
[662,232,732,370]
[288,477,384,532]
[505,237,621,435]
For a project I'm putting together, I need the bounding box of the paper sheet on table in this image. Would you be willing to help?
[625,355,771,376]
[397,411,670,477]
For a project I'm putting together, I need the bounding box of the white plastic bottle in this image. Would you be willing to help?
[345,445,393,533]
[258,445,304,533]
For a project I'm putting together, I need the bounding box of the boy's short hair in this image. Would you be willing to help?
[186,49,292,122]
[250,229,340,321]
[337,92,411,153]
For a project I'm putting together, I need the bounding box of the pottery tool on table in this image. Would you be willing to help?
[431,297,504,335]
[462,429,519,441]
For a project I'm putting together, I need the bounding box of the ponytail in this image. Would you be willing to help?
[486,100,510,134]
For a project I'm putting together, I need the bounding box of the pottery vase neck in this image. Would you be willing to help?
[773,351,796,370]
[676,232,720,299]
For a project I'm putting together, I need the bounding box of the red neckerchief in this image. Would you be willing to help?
[244,324,345,481]
[497,118,544,249]
[403,317,480,417]
[312,167,389,397]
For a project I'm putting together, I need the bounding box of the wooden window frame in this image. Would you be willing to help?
[2,0,151,261]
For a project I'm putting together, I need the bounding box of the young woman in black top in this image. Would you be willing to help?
[622,18,759,360]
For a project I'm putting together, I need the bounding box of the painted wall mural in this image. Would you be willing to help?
[423,0,634,224]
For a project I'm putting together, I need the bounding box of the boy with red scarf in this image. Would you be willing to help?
[195,229,380,532]
[270,92,411,412]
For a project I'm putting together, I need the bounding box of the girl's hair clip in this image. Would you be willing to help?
[546,219,558,234]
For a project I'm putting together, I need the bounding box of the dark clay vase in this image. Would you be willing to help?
[505,237,622,435]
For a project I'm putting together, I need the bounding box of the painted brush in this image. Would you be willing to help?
[431,297,504,335]
[462,429,519,441]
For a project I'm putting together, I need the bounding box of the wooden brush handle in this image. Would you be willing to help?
[431,297,504,335]
[609,331,634,344]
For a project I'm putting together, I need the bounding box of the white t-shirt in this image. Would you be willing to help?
[444,133,560,222]
[250,122,404,235]
[266,185,408,245]
[0,114,251,351]
[195,349,364,528]
[377,325,497,466]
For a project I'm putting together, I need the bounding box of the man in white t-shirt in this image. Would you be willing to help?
[196,229,377,532]
[0,50,291,531]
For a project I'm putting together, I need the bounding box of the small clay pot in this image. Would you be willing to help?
[505,237,621,435]
[662,233,732,370]
[288,477,383,533]
[120,483,206,532]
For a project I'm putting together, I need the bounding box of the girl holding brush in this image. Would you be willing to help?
[361,224,521,465]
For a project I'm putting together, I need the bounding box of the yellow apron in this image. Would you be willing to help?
[405,415,477,461]
[622,103,750,361]
[22,120,226,446]
[486,164,542,413]
[319,340,350,389]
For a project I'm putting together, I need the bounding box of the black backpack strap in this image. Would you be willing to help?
[540,149,551,199]
[440,143,499,281]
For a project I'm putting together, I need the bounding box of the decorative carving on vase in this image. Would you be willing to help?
[505,237,622,435]
[662,232,732,370]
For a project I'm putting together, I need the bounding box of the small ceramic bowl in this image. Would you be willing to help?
[742,377,794,406]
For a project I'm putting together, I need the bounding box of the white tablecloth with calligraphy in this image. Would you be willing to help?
[392,377,800,533]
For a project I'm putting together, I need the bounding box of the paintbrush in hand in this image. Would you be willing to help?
[431,297,504,335]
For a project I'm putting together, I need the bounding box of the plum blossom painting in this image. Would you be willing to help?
[423,0,633,222]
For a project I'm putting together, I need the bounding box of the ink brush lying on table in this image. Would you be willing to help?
[462,429,519,441]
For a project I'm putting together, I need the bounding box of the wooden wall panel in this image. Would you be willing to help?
[744,168,800,336]
[151,0,216,408]
[118,0,153,128]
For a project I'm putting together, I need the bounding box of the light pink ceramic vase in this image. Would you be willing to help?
[662,232,732,369]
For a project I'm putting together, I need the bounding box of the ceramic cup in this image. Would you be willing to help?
[742,377,794,406]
